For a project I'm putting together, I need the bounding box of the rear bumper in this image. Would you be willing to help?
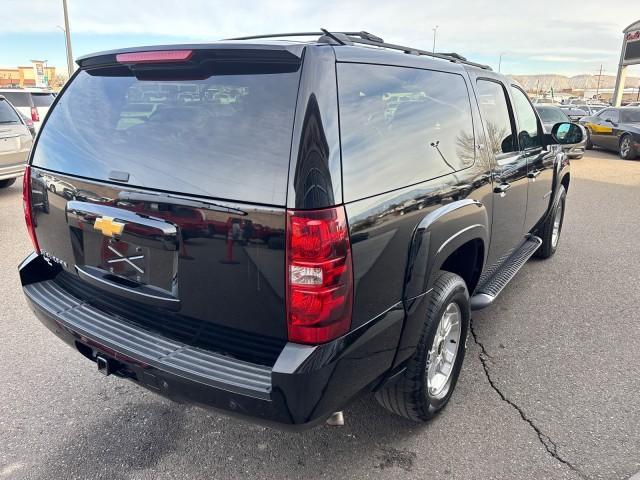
[0,162,25,180]
[20,253,403,429]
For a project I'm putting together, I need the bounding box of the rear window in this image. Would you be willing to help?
[0,99,20,123]
[337,63,475,202]
[536,107,569,124]
[31,93,54,107]
[1,91,30,107]
[33,68,300,205]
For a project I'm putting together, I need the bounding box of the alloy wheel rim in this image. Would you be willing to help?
[552,202,563,248]
[621,139,630,157]
[427,302,462,399]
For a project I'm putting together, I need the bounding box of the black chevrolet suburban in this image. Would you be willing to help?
[19,31,582,428]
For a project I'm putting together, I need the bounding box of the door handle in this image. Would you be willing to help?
[494,182,511,195]
[528,170,542,179]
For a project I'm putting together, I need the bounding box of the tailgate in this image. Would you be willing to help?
[30,169,288,352]
[26,47,302,356]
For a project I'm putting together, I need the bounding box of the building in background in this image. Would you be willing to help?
[0,65,63,90]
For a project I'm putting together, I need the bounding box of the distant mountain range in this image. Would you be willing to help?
[509,74,640,92]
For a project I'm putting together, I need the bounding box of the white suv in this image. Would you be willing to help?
[0,88,55,131]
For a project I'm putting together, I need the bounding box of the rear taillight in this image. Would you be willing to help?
[286,206,353,344]
[30,106,39,122]
[23,166,40,253]
[116,50,194,64]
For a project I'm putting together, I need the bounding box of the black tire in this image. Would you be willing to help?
[535,184,566,259]
[619,135,637,160]
[375,271,469,422]
[585,129,593,150]
[0,178,16,189]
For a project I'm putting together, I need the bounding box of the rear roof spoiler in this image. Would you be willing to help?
[76,43,305,70]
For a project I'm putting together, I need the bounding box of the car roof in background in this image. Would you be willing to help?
[0,88,53,93]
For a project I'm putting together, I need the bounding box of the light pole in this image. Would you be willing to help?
[432,25,439,54]
[61,0,74,78]
[595,64,603,99]
[498,52,508,73]
[56,25,70,79]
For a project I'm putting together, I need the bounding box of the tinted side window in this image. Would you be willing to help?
[1,92,30,107]
[599,109,619,123]
[476,80,516,155]
[337,63,475,202]
[511,87,542,149]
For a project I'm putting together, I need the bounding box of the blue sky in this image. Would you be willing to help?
[1,0,637,77]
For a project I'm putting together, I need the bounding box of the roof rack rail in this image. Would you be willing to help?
[225,29,492,71]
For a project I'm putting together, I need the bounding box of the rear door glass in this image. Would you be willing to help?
[337,63,475,202]
[475,80,517,155]
[32,69,301,205]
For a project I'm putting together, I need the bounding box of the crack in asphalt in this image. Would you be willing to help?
[469,319,590,480]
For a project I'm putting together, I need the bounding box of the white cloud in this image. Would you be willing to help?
[0,0,635,74]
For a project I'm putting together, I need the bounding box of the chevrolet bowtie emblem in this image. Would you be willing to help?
[94,216,125,238]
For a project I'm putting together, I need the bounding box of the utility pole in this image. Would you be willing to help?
[62,0,74,78]
[498,52,507,73]
[432,25,439,54]
[595,64,603,99]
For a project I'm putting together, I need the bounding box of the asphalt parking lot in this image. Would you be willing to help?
[1,149,639,480]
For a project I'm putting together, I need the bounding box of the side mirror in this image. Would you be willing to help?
[605,118,614,124]
[551,122,584,145]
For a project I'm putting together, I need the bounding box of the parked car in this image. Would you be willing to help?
[580,107,640,159]
[535,105,585,158]
[0,95,33,188]
[573,104,605,116]
[19,32,580,429]
[558,105,588,121]
[0,88,55,131]
[567,99,607,107]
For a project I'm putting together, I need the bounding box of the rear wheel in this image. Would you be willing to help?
[0,178,16,189]
[535,185,566,259]
[619,135,637,160]
[375,271,469,422]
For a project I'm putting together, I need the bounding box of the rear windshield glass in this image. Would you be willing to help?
[31,93,54,107]
[536,107,568,123]
[0,100,20,123]
[1,91,30,107]
[33,68,300,205]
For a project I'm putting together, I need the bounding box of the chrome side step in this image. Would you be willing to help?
[470,236,542,310]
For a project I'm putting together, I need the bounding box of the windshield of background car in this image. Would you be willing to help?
[0,99,20,123]
[621,109,640,123]
[31,93,55,107]
[32,67,301,205]
[537,107,569,124]
[0,91,30,107]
